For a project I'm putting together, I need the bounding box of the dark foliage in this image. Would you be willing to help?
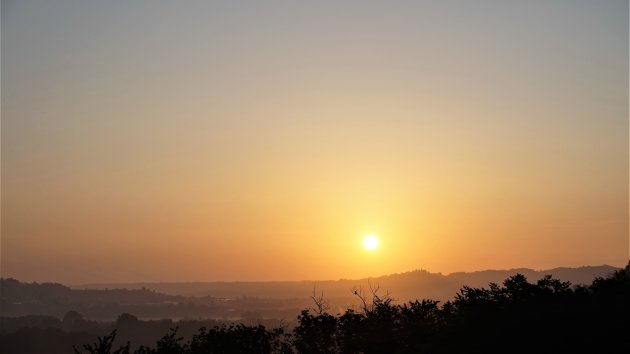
[72,262,629,354]
[73,330,130,354]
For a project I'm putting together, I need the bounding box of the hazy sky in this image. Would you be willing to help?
[2,0,628,284]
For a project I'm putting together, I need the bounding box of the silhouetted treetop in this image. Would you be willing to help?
[73,263,630,353]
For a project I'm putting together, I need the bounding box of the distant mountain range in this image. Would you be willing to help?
[2,265,620,321]
[73,265,619,302]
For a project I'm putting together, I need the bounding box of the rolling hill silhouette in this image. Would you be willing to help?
[73,265,618,302]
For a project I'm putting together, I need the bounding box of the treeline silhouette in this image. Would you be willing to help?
[75,262,629,354]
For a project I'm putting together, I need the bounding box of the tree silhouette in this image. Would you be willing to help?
[73,261,630,354]
[73,330,130,354]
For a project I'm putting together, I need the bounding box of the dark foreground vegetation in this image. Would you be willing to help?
[73,262,629,354]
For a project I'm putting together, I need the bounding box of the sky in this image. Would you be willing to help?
[1,0,628,284]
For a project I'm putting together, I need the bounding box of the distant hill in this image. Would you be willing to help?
[0,278,308,321]
[1,265,620,322]
[0,278,203,320]
[73,265,619,303]
[1,278,181,305]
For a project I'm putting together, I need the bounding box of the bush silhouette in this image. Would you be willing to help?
[74,330,130,354]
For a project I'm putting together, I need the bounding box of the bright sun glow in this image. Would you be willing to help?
[363,235,379,251]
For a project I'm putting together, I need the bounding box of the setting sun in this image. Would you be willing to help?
[363,235,379,251]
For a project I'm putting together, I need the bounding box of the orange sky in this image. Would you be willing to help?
[2,0,628,284]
